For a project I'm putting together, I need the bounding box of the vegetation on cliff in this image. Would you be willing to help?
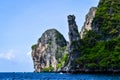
[77,34,120,71]
[75,0,120,71]
[93,0,120,40]
[31,29,67,72]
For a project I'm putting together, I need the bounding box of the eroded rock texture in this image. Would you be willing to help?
[31,29,67,72]
[66,15,81,72]
[80,7,97,38]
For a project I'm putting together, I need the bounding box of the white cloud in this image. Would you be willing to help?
[0,50,15,60]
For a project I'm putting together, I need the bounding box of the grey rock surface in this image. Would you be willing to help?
[65,15,81,72]
[80,7,97,38]
[31,29,67,72]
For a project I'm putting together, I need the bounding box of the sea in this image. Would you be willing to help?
[0,72,120,80]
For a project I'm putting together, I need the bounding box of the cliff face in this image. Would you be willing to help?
[92,0,120,40]
[31,29,67,72]
[75,0,120,72]
[80,7,97,38]
[68,15,80,41]
[65,15,81,71]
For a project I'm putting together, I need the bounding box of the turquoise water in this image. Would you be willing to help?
[0,72,120,80]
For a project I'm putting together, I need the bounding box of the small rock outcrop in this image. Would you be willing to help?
[80,7,97,38]
[66,15,81,72]
[31,29,67,72]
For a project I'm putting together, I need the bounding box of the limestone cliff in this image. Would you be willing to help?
[80,7,97,39]
[64,15,81,72]
[31,29,67,72]
[31,0,120,73]
[75,0,120,72]
[92,0,120,40]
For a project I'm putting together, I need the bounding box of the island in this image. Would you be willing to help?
[31,0,120,73]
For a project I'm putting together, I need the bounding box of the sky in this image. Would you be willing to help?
[0,0,99,72]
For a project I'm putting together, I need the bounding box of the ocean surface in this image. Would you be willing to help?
[0,72,120,80]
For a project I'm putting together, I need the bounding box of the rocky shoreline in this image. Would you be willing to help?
[59,70,120,74]
[39,70,120,74]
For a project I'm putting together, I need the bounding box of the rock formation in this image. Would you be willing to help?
[80,7,97,39]
[31,0,120,73]
[66,15,81,72]
[92,0,120,40]
[68,15,80,41]
[31,29,67,72]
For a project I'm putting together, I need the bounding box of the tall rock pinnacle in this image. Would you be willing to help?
[68,15,80,42]
[66,15,81,72]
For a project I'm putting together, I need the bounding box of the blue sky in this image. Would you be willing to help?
[0,0,99,72]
